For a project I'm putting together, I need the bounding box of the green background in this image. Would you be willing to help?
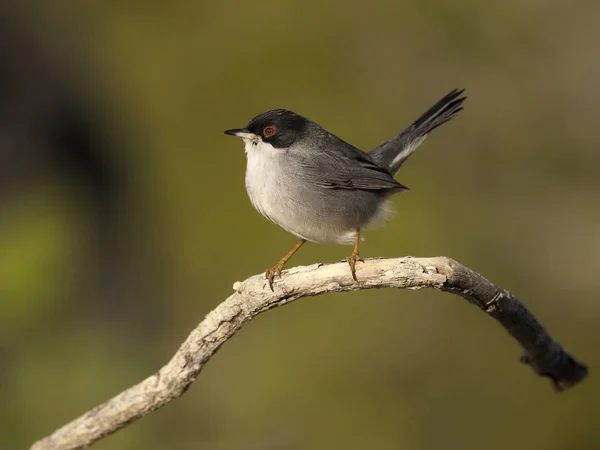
[1,1,599,449]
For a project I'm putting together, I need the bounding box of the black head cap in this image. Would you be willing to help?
[246,109,310,149]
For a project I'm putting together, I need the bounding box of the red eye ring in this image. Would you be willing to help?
[263,125,277,137]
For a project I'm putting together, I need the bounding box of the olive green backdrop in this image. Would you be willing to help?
[1,1,599,449]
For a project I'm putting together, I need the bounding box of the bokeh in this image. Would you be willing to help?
[1,1,599,449]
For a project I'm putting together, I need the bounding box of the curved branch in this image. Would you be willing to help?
[30,257,588,450]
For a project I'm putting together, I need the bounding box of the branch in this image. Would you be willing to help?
[30,257,588,450]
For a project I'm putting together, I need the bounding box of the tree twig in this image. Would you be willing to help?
[30,257,588,450]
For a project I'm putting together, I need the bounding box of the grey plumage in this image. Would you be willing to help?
[293,125,408,192]
[225,89,466,246]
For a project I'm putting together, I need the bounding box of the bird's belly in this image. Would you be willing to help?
[245,156,385,244]
[247,189,356,244]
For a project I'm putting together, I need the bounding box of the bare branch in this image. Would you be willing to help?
[30,257,588,450]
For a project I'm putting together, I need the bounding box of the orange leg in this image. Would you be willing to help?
[266,239,306,290]
[347,228,363,282]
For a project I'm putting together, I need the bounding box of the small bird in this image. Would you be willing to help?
[225,89,466,289]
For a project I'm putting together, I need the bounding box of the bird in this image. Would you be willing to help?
[224,89,466,290]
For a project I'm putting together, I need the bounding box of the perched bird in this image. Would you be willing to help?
[225,89,466,289]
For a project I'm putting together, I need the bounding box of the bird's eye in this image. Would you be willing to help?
[263,125,277,137]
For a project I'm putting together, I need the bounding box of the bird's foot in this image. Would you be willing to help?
[265,263,285,291]
[347,253,364,282]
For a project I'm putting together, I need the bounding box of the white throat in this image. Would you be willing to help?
[243,137,278,156]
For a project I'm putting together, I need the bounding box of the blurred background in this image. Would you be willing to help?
[1,1,599,449]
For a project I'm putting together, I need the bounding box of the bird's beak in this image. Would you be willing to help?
[224,128,256,139]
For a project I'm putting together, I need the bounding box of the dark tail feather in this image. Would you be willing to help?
[370,89,466,174]
[410,88,465,136]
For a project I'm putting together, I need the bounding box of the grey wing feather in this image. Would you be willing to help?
[370,89,466,175]
[297,137,408,192]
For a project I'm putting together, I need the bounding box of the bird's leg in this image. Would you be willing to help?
[266,239,306,290]
[347,228,364,282]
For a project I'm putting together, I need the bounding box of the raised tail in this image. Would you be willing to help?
[369,89,466,175]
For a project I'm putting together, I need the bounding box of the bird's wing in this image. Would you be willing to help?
[295,138,408,192]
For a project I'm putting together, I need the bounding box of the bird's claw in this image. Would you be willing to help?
[347,253,364,282]
[265,264,285,291]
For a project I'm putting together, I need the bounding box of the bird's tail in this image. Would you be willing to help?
[369,89,466,175]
